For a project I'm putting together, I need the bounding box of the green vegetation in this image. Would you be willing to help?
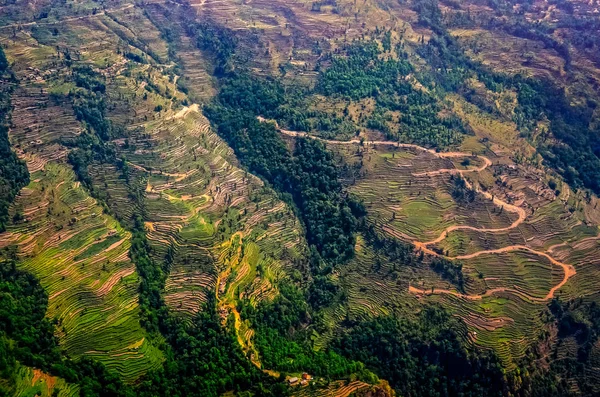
[2,0,600,396]
[0,260,60,385]
[242,283,377,382]
[65,65,117,194]
[44,42,289,396]
[125,189,284,396]
[451,175,476,204]
[0,259,132,397]
[332,306,507,397]
[317,41,467,147]
[205,75,359,263]
[139,297,287,397]
[543,298,600,395]
[0,48,29,232]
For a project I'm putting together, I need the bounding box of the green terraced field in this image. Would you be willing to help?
[10,366,79,397]
[0,164,163,382]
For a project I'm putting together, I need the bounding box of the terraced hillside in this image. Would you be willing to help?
[272,116,600,366]
[119,108,305,320]
[0,26,167,383]
[1,0,600,395]
[0,0,307,387]
[206,0,600,377]
[0,161,163,380]
[9,366,79,397]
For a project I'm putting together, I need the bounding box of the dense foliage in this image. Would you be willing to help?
[544,298,600,395]
[332,307,508,397]
[0,260,60,379]
[205,75,359,263]
[241,283,377,382]
[65,65,117,194]
[318,40,467,147]
[414,0,600,195]
[451,175,476,204]
[139,297,286,397]
[0,48,30,232]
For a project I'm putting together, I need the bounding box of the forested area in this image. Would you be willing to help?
[332,307,508,397]
[138,297,286,397]
[241,283,377,382]
[0,259,61,394]
[205,75,360,264]
[317,40,468,147]
[545,298,600,396]
[0,48,29,232]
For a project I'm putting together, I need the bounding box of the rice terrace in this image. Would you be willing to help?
[1,0,600,396]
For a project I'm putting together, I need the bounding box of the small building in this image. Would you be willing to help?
[288,377,299,385]
[301,373,312,381]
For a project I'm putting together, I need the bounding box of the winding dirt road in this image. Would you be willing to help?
[271,122,575,302]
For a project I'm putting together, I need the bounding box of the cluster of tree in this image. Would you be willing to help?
[317,40,467,147]
[182,11,237,76]
[0,259,61,380]
[430,257,465,292]
[363,224,465,290]
[138,296,287,397]
[331,306,508,397]
[451,175,476,204]
[205,74,360,263]
[317,41,413,100]
[0,48,30,232]
[65,65,118,195]
[240,282,378,383]
[544,298,600,395]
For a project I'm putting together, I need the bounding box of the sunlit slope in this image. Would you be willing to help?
[0,9,165,383]
[116,108,306,317]
[9,366,79,397]
[320,130,600,366]
[0,162,163,381]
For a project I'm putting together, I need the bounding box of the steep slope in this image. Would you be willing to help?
[1,0,600,395]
